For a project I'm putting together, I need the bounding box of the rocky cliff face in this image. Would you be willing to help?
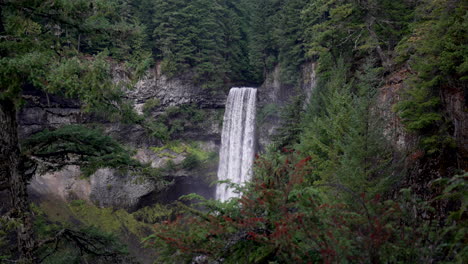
[22,59,465,212]
[442,84,468,170]
[377,66,467,199]
[23,65,225,210]
[22,61,317,210]
[19,87,87,139]
[127,63,226,111]
[257,62,317,149]
[378,67,419,153]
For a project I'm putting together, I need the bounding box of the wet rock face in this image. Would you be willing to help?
[21,67,224,210]
[20,61,318,209]
[377,67,419,153]
[377,67,466,202]
[156,175,216,204]
[378,66,468,166]
[28,165,158,210]
[18,87,86,139]
[89,168,156,210]
[442,85,468,170]
[28,166,91,202]
[256,62,318,150]
[126,63,226,110]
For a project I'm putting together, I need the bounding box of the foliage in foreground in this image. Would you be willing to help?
[25,199,169,263]
[31,201,136,264]
[146,151,467,263]
[22,124,167,182]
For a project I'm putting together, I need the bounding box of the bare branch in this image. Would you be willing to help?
[37,229,124,263]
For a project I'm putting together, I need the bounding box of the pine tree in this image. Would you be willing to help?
[273,94,305,149]
[248,0,280,80]
[218,0,252,83]
[275,0,308,84]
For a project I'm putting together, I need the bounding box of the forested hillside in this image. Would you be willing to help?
[1,0,466,263]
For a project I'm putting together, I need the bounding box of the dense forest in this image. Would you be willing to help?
[0,0,467,263]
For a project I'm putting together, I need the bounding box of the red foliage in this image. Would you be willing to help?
[148,151,413,263]
[409,149,425,161]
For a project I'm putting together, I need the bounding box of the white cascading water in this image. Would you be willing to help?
[216,87,257,201]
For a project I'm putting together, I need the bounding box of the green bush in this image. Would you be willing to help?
[132,204,174,224]
[148,122,170,143]
[151,141,215,165]
[142,98,160,116]
[181,154,201,170]
[164,160,177,172]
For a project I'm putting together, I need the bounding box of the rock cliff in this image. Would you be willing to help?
[377,66,467,199]
[22,61,316,210]
[257,62,317,149]
[22,60,466,211]
[23,65,225,210]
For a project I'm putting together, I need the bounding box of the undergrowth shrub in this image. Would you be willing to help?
[133,204,174,224]
[30,202,137,264]
[151,141,217,171]
[181,154,201,170]
[142,98,161,116]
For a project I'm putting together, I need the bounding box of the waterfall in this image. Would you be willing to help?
[216,87,257,201]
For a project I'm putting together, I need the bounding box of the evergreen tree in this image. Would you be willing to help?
[218,0,252,83]
[394,0,467,154]
[0,1,149,261]
[248,0,280,80]
[248,0,308,84]
[301,0,414,68]
[298,59,391,199]
[152,0,252,88]
[275,0,308,84]
[272,94,305,149]
[132,0,158,52]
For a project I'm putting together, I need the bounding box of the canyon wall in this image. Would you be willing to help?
[22,65,226,211]
[21,60,466,211]
[22,62,314,211]
[378,66,467,198]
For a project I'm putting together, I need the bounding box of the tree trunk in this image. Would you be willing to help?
[0,98,36,263]
[0,3,5,35]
